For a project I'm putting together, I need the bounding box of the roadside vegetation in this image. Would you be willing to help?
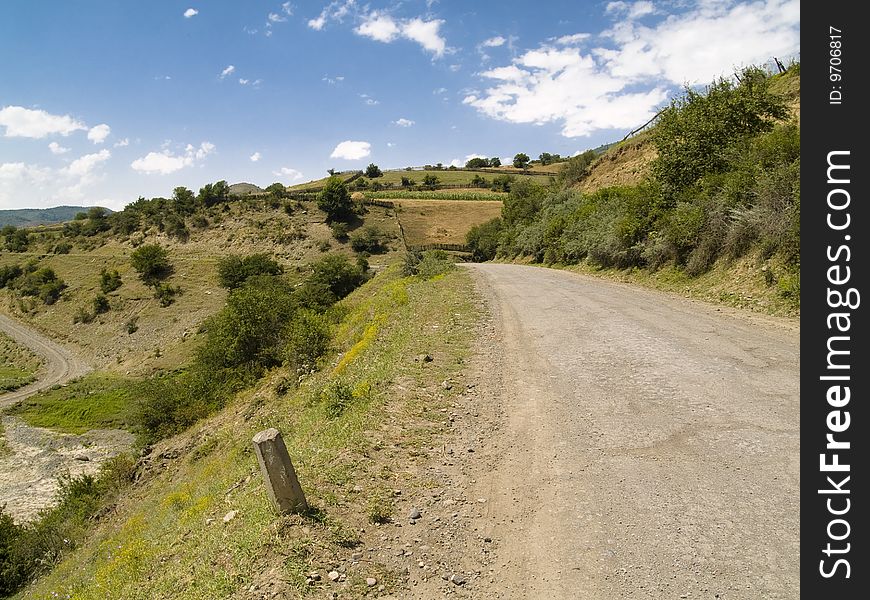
[467,65,801,314]
[0,331,42,393]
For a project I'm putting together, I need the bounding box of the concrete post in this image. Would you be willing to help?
[252,428,308,514]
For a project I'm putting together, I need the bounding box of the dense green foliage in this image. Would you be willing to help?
[467,66,800,298]
[317,176,353,222]
[217,253,283,289]
[129,244,172,285]
[365,163,383,178]
[0,261,67,305]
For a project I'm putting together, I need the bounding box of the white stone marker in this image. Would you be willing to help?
[252,427,308,514]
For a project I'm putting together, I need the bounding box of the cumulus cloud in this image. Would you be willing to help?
[184,8,198,18]
[553,33,591,45]
[131,141,215,175]
[482,36,506,47]
[355,12,448,57]
[87,123,111,144]
[48,141,69,155]
[0,105,86,138]
[250,152,261,162]
[273,166,304,181]
[0,162,52,208]
[330,140,371,160]
[1,148,115,207]
[219,65,235,79]
[392,118,415,127]
[64,149,111,177]
[464,0,800,137]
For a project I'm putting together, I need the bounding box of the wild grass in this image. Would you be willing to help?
[6,373,137,434]
[20,262,479,599]
[0,331,42,392]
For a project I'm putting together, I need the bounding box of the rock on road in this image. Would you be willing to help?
[463,264,799,599]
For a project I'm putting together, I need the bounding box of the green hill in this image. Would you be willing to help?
[0,206,112,228]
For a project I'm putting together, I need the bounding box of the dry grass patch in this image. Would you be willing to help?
[394,200,503,247]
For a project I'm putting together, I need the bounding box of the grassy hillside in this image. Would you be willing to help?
[467,65,801,317]
[394,200,503,247]
[0,332,42,393]
[0,207,112,228]
[14,261,479,599]
[289,167,554,193]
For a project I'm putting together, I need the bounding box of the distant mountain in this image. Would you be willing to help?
[228,182,265,196]
[0,206,112,228]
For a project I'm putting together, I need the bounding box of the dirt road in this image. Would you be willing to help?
[459,264,799,599]
[0,313,91,409]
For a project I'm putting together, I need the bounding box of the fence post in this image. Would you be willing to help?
[252,428,308,514]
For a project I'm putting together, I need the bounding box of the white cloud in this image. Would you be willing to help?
[0,162,52,209]
[355,12,448,57]
[239,78,249,85]
[0,106,86,138]
[482,36,506,47]
[219,65,235,79]
[308,0,355,30]
[64,149,111,177]
[433,87,448,95]
[392,118,415,127]
[386,142,396,148]
[268,12,286,23]
[114,138,130,147]
[606,1,655,20]
[282,2,293,15]
[250,152,261,162]
[87,123,111,144]
[449,64,461,72]
[131,141,215,175]
[48,142,69,155]
[330,140,371,160]
[464,0,800,138]
[183,8,198,18]
[553,33,590,45]
[322,75,345,85]
[356,12,400,41]
[273,167,304,181]
[359,94,379,106]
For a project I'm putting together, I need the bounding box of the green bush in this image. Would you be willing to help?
[319,380,354,418]
[317,176,353,222]
[130,244,172,285]
[153,282,181,307]
[309,254,367,299]
[99,268,122,293]
[466,218,503,261]
[217,253,283,289]
[331,222,349,241]
[349,225,388,253]
[92,294,110,315]
[284,310,331,371]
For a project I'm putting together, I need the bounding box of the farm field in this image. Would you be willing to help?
[392,199,503,247]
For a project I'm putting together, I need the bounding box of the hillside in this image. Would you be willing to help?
[0,206,112,228]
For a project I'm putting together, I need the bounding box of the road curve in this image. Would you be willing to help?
[0,313,91,409]
[463,264,799,599]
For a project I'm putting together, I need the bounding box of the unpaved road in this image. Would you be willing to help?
[0,312,91,409]
[457,264,799,599]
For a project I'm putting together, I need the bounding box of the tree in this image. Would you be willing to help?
[651,67,788,192]
[130,244,172,285]
[198,180,230,207]
[465,157,489,169]
[513,153,531,169]
[317,176,353,222]
[365,163,383,178]
[422,174,439,189]
[265,182,286,197]
[217,254,284,289]
[490,157,502,167]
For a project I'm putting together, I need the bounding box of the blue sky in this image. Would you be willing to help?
[1,0,800,210]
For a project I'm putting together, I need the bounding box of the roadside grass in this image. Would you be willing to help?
[0,331,43,392]
[20,262,479,599]
[550,251,799,318]
[394,200,504,247]
[5,373,137,434]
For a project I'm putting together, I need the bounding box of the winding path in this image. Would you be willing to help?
[0,313,91,409]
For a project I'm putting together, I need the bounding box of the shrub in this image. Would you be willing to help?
[284,310,331,371]
[92,294,110,315]
[349,225,388,253]
[421,174,439,189]
[0,264,22,288]
[330,222,349,241]
[153,282,181,307]
[317,176,353,222]
[217,253,283,289]
[414,250,455,278]
[130,244,172,285]
[490,174,514,193]
[466,218,503,261]
[309,254,367,300]
[99,268,122,293]
[52,241,72,255]
[319,380,354,418]
[365,163,383,178]
[557,150,597,187]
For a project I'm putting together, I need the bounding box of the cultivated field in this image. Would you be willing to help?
[393,200,503,247]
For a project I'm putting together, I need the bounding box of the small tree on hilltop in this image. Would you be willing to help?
[317,176,353,222]
[513,153,530,169]
[365,163,383,178]
[490,157,502,167]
